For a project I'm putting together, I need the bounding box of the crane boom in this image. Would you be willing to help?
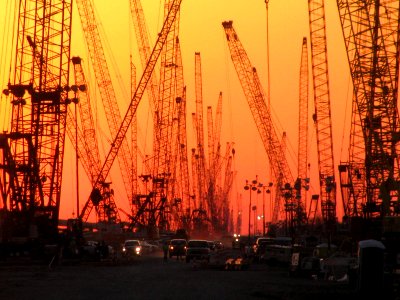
[222,21,294,223]
[298,37,310,222]
[308,0,337,225]
[129,0,158,113]
[174,38,191,228]
[194,52,208,214]
[79,0,183,221]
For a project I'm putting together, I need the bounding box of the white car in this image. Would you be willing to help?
[141,241,158,254]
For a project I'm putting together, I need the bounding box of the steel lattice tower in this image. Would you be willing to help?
[0,0,72,242]
[308,0,337,226]
[337,0,400,218]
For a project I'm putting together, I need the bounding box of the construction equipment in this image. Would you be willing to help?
[0,0,72,252]
[194,53,209,214]
[337,0,400,218]
[129,0,158,114]
[67,57,120,224]
[308,0,337,229]
[222,21,295,226]
[75,0,134,221]
[172,38,191,230]
[193,52,210,233]
[297,37,310,226]
[79,0,183,235]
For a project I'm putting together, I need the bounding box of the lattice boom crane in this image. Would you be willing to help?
[0,0,72,244]
[80,0,183,225]
[308,0,337,226]
[337,0,400,218]
[222,21,294,223]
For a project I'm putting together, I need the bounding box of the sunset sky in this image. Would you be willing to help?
[0,1,353,232]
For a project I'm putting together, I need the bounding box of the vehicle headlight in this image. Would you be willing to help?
[170,246,174,250]
[135,247,141,253]
[122,247,126,252]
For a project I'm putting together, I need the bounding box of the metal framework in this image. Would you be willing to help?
[194,52,208,217]
[0,0,72,242]
[76,0,134,216]
[297,37,310,223]
[80,0,183,225]
[337,0,400,217]
[308,0,337,225]
[129,0,158,114]
[67,57,119,223]
[222,21,294,223]
[173,39,191,229]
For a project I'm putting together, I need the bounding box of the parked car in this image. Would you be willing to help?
[185,240,210,263]
[260,244,292,266]
[207,241,216,251]
[168,239,187,258]
[253,237,274,260]
[81,241,113,260]
[81,240,101,260]
[122,240,142,257]
[214,241,224,250]
[141,241,158,254]
[320,252,357,280]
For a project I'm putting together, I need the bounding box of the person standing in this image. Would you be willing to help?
[163,241,169,262]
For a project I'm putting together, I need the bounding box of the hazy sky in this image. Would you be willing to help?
[0,1,352,230]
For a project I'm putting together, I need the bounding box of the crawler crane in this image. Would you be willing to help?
[0,0,72,250]
[222,21,295,225]
[337,0,400,218]
[80,0,183,233]
[76,0,134,220]
[67,57,120,224]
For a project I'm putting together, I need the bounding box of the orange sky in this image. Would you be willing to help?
[0,1,352,232]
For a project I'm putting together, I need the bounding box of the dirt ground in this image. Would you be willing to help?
[0,252,358,300]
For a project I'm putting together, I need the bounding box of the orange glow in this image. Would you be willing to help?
[0,1,352,232]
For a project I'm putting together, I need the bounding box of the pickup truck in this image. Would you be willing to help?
[185,240,210,263]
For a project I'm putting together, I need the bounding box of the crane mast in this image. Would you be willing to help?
[297,37,310,223]
[194,52,208,217]
[130,58,138,214]
[214,92,224,179]
[167,38,187,230]
[337,0,400,218]
[207,106,215,177]
[214,93,224,196]
[0,0,72,243]
[173,38,191,229]
[79,0,183,225]
[147,0,181,232]
[222,21,294,224]
[308,0,337,226]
